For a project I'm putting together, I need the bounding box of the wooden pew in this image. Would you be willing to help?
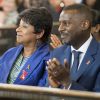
[0,83,100,100]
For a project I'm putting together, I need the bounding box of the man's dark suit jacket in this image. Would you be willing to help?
[50,38,100,92]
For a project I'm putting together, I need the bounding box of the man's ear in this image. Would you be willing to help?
[81,20,90,30]
[36,30,44,39]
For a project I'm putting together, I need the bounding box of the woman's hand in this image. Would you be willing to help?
[50,34,62,48]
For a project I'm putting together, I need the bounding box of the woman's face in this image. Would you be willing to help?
[16,19,37,45]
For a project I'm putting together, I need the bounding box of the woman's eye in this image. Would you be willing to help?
[18,25,28,28]
[22,25,28,28]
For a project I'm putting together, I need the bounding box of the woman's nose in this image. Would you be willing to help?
[58,25,65,33]
[16,27,20,32]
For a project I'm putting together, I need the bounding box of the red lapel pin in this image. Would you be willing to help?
[86,60,91,65]
[20,70,28,80]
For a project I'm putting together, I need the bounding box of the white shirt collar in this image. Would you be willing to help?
[71,34,93,54]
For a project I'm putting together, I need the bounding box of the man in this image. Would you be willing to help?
[47,4,100,92]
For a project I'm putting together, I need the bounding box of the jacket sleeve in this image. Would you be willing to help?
[38,56,49,87]
[93,70,100,92]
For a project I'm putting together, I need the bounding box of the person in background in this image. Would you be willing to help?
[17,0,31,13]
[91,9,100,42]
[0,7,5,26]
[47,4,100,92]
[0,7,53,86]
[0,0,3,7]
[61,0,82,7]
[82,0,100,11]
[1,0,18,27]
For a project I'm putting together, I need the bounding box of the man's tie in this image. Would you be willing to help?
[70,50,81,80]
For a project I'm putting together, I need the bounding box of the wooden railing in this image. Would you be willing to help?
[0,83,100,100]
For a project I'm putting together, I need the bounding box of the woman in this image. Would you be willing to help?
[0,7,53,86]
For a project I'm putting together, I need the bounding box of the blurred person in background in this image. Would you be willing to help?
[47,0,81,21]
[0,0,3,7]
[0,7,53,86]
[91,9,100,41]
[30,0,48,8]
[0,0,19,27]
[47,0,62,21]
[0,7,5,26]
[17,0,31,13]
[61,0,82,7]
[82,0,100,11]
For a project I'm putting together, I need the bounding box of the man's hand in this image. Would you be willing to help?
[48,75,60,88]
[47,58,70,88]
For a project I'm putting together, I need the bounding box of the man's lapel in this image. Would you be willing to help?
[57,45,71,66]
[72,38,98,81]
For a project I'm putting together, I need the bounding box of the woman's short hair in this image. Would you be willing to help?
[18,7,53,43]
